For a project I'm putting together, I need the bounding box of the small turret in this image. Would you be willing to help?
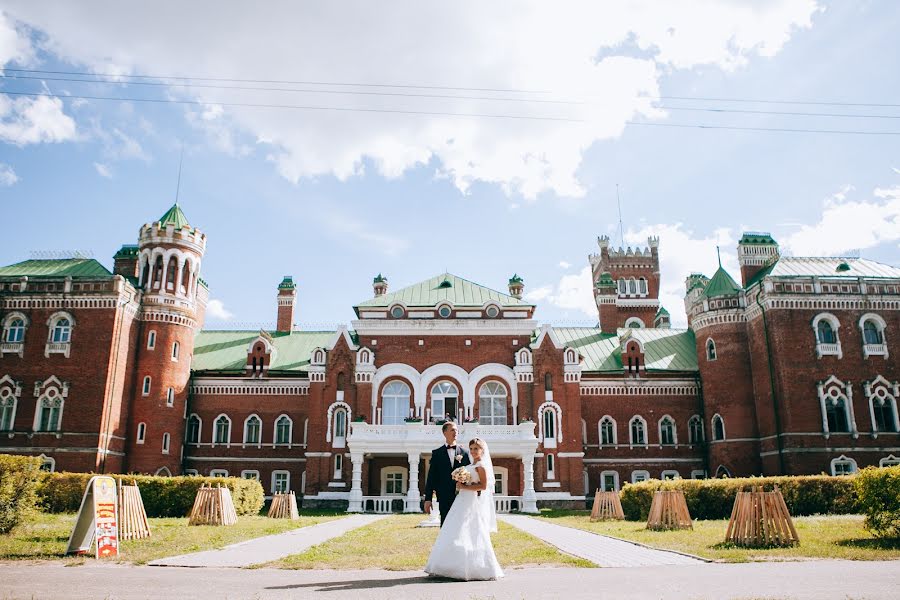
[277,276,297,333]
[738,232,779,287]
[373,273,388,297]
[508,274,524,299]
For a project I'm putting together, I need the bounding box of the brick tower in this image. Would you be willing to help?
[126,204,207,475]
[589,235,660,331]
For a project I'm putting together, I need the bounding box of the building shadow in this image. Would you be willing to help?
[266,574,461,592]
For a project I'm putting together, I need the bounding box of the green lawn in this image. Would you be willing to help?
[0,511,344,565]
[538,511,900,562]
[271,513,595,570]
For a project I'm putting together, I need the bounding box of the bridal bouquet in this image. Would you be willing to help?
[451,466,472,484]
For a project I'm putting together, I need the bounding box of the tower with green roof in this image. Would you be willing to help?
[738,232,779,287]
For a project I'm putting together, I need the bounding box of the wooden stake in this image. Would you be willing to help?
[118,481,151,541]
[724,486,799,547]
[590,490,625,521]
[646,490,692,531]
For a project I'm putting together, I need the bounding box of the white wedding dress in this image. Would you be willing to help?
[424,460,504,581]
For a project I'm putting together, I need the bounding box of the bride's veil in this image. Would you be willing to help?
[477,439,498,533]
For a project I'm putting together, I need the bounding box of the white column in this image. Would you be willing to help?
[521,453,538,513]
[174,258,185,297]
[846,382,859,438]
[348,452,363,513]
[160,255,170,292]
[405,451,422,513]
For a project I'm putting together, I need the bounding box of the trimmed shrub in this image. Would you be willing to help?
[37,473,264,517]
[0,454,44,534]
[620,474,859,521]
[854,465,900,539]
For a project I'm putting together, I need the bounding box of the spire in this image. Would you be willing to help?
[158,203,190,229]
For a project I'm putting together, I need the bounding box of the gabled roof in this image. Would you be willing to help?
[158,203,191,229]
[0,258,112,278]
[553,327,698,372]
[355,272,531,311]
[746,256,900,289]
[702,267,741,298]
[192,330,336,373]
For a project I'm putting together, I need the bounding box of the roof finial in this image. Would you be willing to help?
[716,245,722,268]
[174,143,184,206]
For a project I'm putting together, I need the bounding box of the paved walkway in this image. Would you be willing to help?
[2,562,898,599]
[499,514,704,567]
[149,514,386,568]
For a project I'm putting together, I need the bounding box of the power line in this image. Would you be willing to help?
[657,95,900,109]
[625,121,900,136]
[660,105,900,120]
[1,67,552,95]
[0,89,584,123]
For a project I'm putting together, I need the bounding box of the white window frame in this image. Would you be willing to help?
[326,401,351,445]
[865,376,900,434]
[186,413,202,445]
[147,330,156,350]
[213,413,232,447]
[624,317,645,329]
[34,391,64,433]
[241,470,260,481]
[184,469,199,476]
[161,432,170,454]
[658,415,677,446]
[333,454,343,479]
[2,313,27,353]
[858,313,888,359]
[155,466,172,477]
[688,415,704,444]
[631,470,650,484]
[0,385,19,431]
[381,380,411,425]
[691,470,707,479]
[878,455,899,467]
[600,470,619,492]
[38,454,55,473]
[494,466,509,496]
[381,466,407,495]
[706,338,717,361]
[599,415,617,446]
[538,401,563,448]
[166,387,175,407]
[812,313,842,359]
[478,381,508,426]
[638,277,648,296]
[818,376,855,436]
[136,422,146,444]
[581,418,587,445]
[830,455,858,476]
[272,470,291,493]
[661,470,680,480]
[46,312,74,355]
[243,414,262,446]
[210,469,229,478]
[171,341,180,362]
[629,415,648,447]
[274,414,293,446]
[711,413,726,441]
[142,376,151,396]
[546,453,555,480]
[432,381,460,423]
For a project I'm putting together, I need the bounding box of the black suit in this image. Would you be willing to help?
[424,444,471,526]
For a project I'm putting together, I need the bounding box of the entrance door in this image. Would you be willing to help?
[431,381,459,422]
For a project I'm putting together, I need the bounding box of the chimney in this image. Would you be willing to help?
[373,273,388,297]
[737,232,779,287]
[508,274,524,299]
[276,276,297,333]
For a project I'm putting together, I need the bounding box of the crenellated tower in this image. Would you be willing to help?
[126,203,207,475]
[588,235,660,331]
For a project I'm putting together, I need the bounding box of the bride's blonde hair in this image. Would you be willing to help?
[468,438,487,452]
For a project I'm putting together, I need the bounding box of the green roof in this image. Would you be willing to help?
[702,267,742,298]
[553,327,698,372]
[192,330,336,373]
[0,258,112,278]
[113,245,139,259]
[373,273,387,284]
[655,306,670,316]
[278,276,296,290]
[745,256,900,289]
[158,203,191,229]
[355,272,532,311]
[739,232,777,245]
[508,274,524,285]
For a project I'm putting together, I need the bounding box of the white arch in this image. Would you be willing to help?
[420,363,470,410]
[624,317,645,329]
[274,413,293,445]
[711,413,726,441]
[467,363,518,422]
[212,413,232,446]
[326,401,352,442]
[243,413,262,445]
[658,414,677,445]
[371,363,422,419]
[537,401,563,443]
[598,415,617,446]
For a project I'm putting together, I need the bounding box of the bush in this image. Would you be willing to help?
[0,454,44,534]
[37,473,264,517]
[854,465,900,539]
[619,474,859,521]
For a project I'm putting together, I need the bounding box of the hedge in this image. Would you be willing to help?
[0,455,44,534]
[854,465,900,538]
[619,475,859,521]
[37,472,264,518]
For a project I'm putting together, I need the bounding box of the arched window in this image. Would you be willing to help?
[50,317,71,343]
[0,388,17,431]
[825,397,850,432]
[812,313,842,358]
[431,381,459,422]
[162,432,170,454]
[867,378,899,434]
[638,278,648,295]
[599,416,616,446]
[186,415,201,444]
[581,418,587,445]
[36,392,63,432]
[831,455,858,476]
[543,409,556,440]
[478,381,508,425]
[629,416,646,446]
[618,279,626,295]
[624,317,645,329]
[136,422,146,444]
[172,341,180,361]
[142,376,151,396]
[628,278,637,294]
[334,409,347,439]
[381,381,411,425]
[688,415,704,444]
[4,318,25,343]
[816,320,836,344]
[862,320,883,345]
[712,414,726,441]
[715,465,731,478]
[275,415,292,445]
[147,330,156,350]
[244,415,261,444]
[166,387,175,407]
[214,415,231,445]
[337,372,345,391]
[873,396,898,433]
[659,416,676,445]
[706,338,717,361]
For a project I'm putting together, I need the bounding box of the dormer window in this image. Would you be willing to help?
[485,305,500,318]
[390,305,405,319]
[438,305,452,318]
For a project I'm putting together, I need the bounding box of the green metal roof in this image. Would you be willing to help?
[277,276,296,290]
[373,273,387,284]
[745,256,900,289]
[158,203,191,229]
[113,245,139,259]
[553,327,698,372]
[739,232,778,245]
[702,267,742,298]
[192,330,336,373]
[508,273,524,285]
[655,306,670,316]
[0,258,112,278]
[355,272,532,310]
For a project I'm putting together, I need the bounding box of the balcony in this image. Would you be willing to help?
[347,422,538,455]
[360,495,523,514]
[0,342,23,357]
[44,342,70,358]
[815,342,842,359]
[863,343,888,359]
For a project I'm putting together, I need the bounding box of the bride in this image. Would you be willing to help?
[424,437,504,581]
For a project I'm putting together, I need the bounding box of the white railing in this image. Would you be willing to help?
[816,342,841,358]
[349,422,537,442]
[864,343,887,357]
[44,342,70,357]
[362,496,404,514]
[0,342,23,354]
[495,496,522,513]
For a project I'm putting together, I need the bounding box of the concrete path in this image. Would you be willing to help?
[149,514,386,568]
[2,562,898,599]
[499,514,704,567]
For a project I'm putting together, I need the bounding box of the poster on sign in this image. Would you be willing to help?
[65,475,119,558]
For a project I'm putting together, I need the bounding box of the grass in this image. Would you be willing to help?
[537,511,900,562]
[0,511,344,565]
[271,513,595,570]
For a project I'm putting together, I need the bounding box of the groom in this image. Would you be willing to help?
[424,421,471,526]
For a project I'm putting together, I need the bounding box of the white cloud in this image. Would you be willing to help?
[0,94,76,145]
[559,261,571,269]
[782,185,900,256]
[526,266,597,319]
[206,299,233,320]
[322,210,410,257]
[2,1,819,198]
[93,162,112,178]
[0,10,34,66]
[0,162,18,186]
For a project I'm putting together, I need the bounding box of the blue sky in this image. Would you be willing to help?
[1,1,898,329]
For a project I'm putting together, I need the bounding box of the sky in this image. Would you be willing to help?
[1,1,898,330]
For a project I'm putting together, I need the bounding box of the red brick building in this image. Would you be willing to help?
[1,209,898,512]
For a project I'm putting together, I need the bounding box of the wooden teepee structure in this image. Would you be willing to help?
[188,485,238,526]
[267,492,300,520]
[725,486,799,547]
[590,490,625,521]
[646,490,693,531]
[118,481,151,540]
